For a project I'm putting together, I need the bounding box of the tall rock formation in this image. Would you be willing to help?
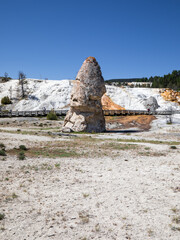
[62,57,106,132]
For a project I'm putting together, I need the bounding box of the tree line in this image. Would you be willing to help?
[1,70,180,90]
[106,70,180,90]
[150,70,180,89]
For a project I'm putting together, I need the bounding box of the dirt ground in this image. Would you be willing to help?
[0,116,180,240]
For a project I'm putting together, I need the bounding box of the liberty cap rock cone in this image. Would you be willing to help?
[62,57,106,132]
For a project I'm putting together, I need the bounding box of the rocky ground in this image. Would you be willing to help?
[0,116,180,240]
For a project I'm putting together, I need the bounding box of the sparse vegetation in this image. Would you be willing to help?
[147,229,154,237]
[18,151,26,160]
[78,211,89,224]
[171,208,178,213]
[172,216,180,224]
[83,193,89,198]
[138,151,165,157]
[116,138,180,145]
[170,208,180,232]
[33,148,78,158]
[47,110,58,120]
[102,142,137,151]
[0,115,180,239]
[0,143,5,150]
[19,145,28,151]
[20,163,58,172]
[12,193,18,199]
[0,143,6,156]
[0,213,5,220]
[1,72,11,82]
[55,163,60,168]
[0,149,6,156]
[170,146,177,149]
[1,96,12,105]
[170,226,180,231]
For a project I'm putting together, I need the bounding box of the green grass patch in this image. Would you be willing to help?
[33,148,79,158]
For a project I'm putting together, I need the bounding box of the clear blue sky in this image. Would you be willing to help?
[0,0,180,80]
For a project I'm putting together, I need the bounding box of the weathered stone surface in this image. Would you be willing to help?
[62,57,106,132]
[144,96,159,111]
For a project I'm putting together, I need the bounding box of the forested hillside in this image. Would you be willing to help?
[151,70,180,89]
[106,70,180,90]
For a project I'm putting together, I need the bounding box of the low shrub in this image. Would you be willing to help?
[0,150,6,156]
[170,146,177,149]
[1,96,12,105]
[12,193,18,199]
[0,213,5,220]
[19,145,28,151]
[47,110,58,120]
[0,143,5,150]
[18,151,26,160]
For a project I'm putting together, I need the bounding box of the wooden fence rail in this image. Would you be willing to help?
[0,109,180,118]
[103,109,180,116]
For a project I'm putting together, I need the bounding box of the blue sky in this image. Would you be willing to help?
[0,0,180,80]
